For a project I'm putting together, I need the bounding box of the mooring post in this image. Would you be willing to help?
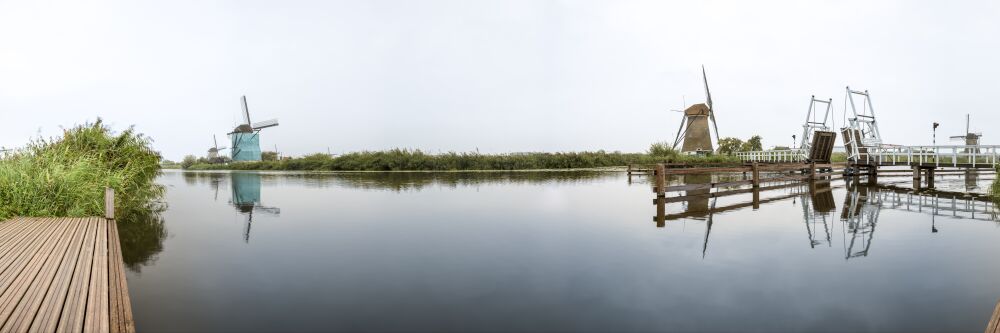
[751,162,760,188]
[752,188,760,210]
[912,166,921,190]
[104,187,115,220]
[655,164,666,197]
[868,166,878,185]
[809,163,816,180]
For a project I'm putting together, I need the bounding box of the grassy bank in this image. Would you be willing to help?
[184,144,742,172]
[0,120,164,220]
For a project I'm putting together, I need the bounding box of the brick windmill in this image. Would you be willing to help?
[671,66,720,154]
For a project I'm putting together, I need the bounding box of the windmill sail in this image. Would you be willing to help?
[251,119,279,130]
[702,65,720,145]
[241,95,252,126]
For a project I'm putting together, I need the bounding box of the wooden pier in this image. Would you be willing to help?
[988,299,1000,333]
[0,191,134,332]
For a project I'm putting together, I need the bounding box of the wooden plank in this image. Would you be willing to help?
[664,182,806,203]
[29,218,92,333]
[56,217,99,333]
[664,179,754,192]
[3,218,87,332]
[985,299,1000,333]
[84,218,110,333]
[0,218,74,328]
[0,218,52,272]
[108,219,135,333]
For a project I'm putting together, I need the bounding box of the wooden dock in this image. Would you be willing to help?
[988,299,1000,333]
[0,217,134,333]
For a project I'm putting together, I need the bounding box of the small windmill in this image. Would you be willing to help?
[229,95,279,161]
[949,114,982,153]
[671,66,720,154]
[207,135,228,160]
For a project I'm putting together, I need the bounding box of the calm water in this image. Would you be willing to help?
[121,170,1000,332]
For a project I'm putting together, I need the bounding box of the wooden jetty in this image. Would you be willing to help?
[0,189,134,332]
[988,299,1000,333]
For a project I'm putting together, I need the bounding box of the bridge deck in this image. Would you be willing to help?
[0,217,134,333]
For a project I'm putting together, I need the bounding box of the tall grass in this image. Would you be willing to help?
[187,146,740,172]
[0,120,164,220]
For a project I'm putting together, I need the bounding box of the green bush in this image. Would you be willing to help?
[0,120,164,219]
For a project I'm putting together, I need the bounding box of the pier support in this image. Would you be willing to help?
[927,168,935,189]
[751,162,760,188]
[913,166,922,190]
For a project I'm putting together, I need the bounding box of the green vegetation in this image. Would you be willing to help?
[0,120,164,220]
[715,135,763,154]
[184,143,741,172]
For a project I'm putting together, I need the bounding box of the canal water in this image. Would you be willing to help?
[122,170,1000,332]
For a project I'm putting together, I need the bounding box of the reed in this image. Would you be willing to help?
[0,120,164,220]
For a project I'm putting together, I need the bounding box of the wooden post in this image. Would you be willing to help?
[912,166,921,190]
[868,166,878,185]
[655,196,666,228]
[655,164,666,197]
[927,168,935,189]
[752,188,760,210]
[751,163,760,188]
[104,187,115,220]
[809,163,816,180]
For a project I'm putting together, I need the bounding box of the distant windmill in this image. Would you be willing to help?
[207,134,228,160]
[672,66,720,154]
[949,114,982,153]
[229,95,279,161]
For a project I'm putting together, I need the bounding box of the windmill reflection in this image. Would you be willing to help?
[230,172,280,243]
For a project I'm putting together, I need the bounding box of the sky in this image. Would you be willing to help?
[1,0,999,161]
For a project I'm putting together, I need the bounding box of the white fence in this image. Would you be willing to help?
[737,145,1000,167]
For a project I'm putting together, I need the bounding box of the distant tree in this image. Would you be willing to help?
[261,151,278,161]
[647,142,679,158]
[716,137,744,155]
[740,135,763,152]
[180,155,197,169]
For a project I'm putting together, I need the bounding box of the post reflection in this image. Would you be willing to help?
[230,172,280,243]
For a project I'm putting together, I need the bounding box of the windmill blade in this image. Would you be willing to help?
[703,66,720,145]
[241,95,252,126]
[672,114,688,149]
[213,135,219,150]
[252,118,279,130]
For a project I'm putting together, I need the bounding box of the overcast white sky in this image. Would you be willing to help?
[2,0,999,161]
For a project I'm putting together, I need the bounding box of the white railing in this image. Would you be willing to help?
[737,145,1000,167]
[858,145,1000,167]
[735,149,808,163]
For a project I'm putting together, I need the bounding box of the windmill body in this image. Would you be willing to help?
[229,95,279,161]
[679,103,714,152]
[672,66,719,154]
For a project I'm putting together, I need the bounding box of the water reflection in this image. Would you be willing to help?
[117,200,168,272]
[230,173,280,243]
[657,179,999,259]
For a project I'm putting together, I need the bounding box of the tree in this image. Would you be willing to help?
[181,155,198,169]
[261,151,278,161]
[740,135,763,152]
[647,142,679,158]
[716,137,744,155]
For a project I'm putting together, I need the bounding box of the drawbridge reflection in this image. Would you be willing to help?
[652,179,999,259]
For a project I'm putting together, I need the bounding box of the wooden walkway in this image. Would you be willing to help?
[0,217,134,333]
